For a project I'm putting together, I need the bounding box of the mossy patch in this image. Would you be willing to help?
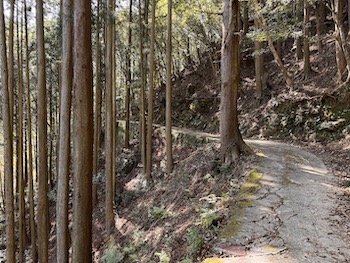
[202,258,223,263]
[247,169,263,182]
[219,169,263,239]
[219,210,243,238]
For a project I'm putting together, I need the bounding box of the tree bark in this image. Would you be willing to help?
[8,0,14,126]
[295,0,303,60]
[254,17,264,99]
[57,0,73,262]
[93,0,101,206]
[166,0,173,174]
[72,0,93,261]
[36,0,49,261]
[139,0,147,175]
[17,10,26,262]
[220,0,252,164]
[105,0,115,233]
[24,0,37,259]
[303,0,312,79]
[333,0,350,81]
[0,0,15,261]
[146,0,156,180]
[125,0,133,148]
[243,1,249,35]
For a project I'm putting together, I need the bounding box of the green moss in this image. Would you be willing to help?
[248,169,263,182]
[220,211,243,238]
[219,169,263,239]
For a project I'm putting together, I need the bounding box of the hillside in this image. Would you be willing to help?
[2,25,350,263]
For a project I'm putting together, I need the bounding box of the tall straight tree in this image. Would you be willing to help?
[57,0,73,262]
[105,0,115,234]
[139,0,146,174]
[146,0,156,180]
[332,0,348,81]
[220,0,251,163]
[0,0,15,261]
[303,0,311,79]
[16,8,26,261]
[295,0,303,60]
[125,0,132,148]
[166,0,173,174]
[254,15,264,99]
[8,0,14,124]
[24,0,37,260]
[72,0,93,261]
[36,0,49,261]
[93,0,102,206]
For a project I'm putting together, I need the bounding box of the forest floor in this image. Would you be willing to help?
[1,32,350,262]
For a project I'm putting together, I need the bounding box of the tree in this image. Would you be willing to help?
[36,0,49,261]
[139,0,147,175]
[93,0,102,206]
[125,0,133,148]
[220,0,251,163]
[105,0,115,234]
[166,0,173,174]
[24,0,37,260]
[254,15,264,99]
[16,6,26,261]
[72,0,94,261]
[295,0,303,60]
[0,0,15,261]
[56,0,73,262]
[146,0,156,180]
[331,0,349,81]
[316,2,326,54]
[255,7,293,87]
[8,0,14,124]
[303,0,311,79]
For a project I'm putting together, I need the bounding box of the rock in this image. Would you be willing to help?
[319,119,346,131]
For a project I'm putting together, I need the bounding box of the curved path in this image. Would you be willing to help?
[204,140,349,263]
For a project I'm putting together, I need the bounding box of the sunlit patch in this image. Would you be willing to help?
[256,152,268,157]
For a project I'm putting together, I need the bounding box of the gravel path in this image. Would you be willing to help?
[205,140,350,263]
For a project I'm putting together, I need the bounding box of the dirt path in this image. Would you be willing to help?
[204,140,350,263]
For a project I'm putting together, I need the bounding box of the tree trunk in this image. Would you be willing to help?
[0,0,15,261]
[303,0,312,79]
[93,0,101,206]
[111,0,117,208]
[8,0,14,126]
[146,0,156,180]
[49,78,54,189]
[24,0,37,259]
[166,0,173,174]
[125,0,133,148]
[254,18,264,99]
[243,1,249,35]
[220,0,252,164]
[295,0,303,60]
[332,0,350,83]
[57,0,73,262]
[139,0,147,175]
[17,10,26,262]
[36,0,49,261]
[105,0,115,233]
[258,14,293,87]
[72,0,93,261]
[316,3,324,54]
